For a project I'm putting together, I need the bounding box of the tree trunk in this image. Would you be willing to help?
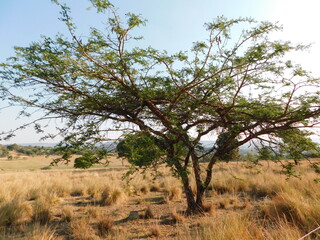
[170,147,205,214]
[196,186,205,208]
[182,177,204,215]
[187,150,206,214]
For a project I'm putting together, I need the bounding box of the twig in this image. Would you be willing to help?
[297,225,320,240]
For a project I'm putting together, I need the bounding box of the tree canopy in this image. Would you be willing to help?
[1,0,320,213]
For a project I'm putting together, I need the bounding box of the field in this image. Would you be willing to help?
[0,155,320,239]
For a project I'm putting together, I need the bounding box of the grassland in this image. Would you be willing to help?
[0,154,61,171]
[0,154,320,239]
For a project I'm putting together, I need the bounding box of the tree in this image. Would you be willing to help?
[0,145,8,158]
[1,0,320,214]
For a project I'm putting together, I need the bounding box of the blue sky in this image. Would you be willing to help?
[0,0,276,58]
[1,0,320,143]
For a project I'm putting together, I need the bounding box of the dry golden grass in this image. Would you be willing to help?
[150,183,161,192]
[96,217,114,237]
[263,191,320,232]
[143,205,155,219]
[170,208,185,223]
[150,224,161,237]
[164,186,183,202]
[86,206,99,219]
[21,224,64,240]
[203,202,216,216]
[0,199,33,228]
[32,198,52,225]
[60,205,74,222]
[183,213,263,240]
[100,187,127,206]
[0,156,320,239]
[69,217,98,240]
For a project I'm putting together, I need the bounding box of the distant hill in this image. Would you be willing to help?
[4,136,320,155]
[17,143,57,147]
[0,140,260,154]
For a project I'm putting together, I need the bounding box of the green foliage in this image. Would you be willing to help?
[74,151,107,169]
[0,145,8,158]
[277,129,320,162]
[311,162,320,174]
[257,129,320,164]
[215,132,240,161]
[1,144,55,156]
[258,146,277,160]
[280,161,299,177]
[52,140,108,168]
[89,0,113,12]
[117,133,164,168]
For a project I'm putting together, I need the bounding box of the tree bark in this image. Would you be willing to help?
[174,159,204,214]
[189,150,206,214]
[182,177,204,215]
[195,186,205,208]
[170,145,205,214]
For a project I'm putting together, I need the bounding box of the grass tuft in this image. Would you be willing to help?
[203,202,216,216]
[170,208,185,223]
[32,199,51,225]
[150,184,161,192]
[150,224,161,237]
[61,206,73,222]
[69,217,98,240]
[96,217,114,237]
[100,187,127,206]
[165,187,182,201]
[144,205,154,219]
[0,199,33,228]
[22,224,63,240]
